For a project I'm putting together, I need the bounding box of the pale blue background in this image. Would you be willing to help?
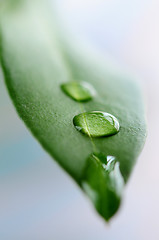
[0,0,159,239]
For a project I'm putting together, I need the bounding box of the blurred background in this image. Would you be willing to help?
[0,0,159,239]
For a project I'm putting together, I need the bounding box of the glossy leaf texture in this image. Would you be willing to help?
[0,0,146,221]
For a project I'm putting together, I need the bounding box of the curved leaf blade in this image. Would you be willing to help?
[0,0,146,220]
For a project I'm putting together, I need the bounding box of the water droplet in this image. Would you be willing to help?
[81,152,124,221]
[61,81,96,102]
[73,111,120,137]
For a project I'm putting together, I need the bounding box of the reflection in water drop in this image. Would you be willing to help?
[73,111,120,137]
[61,81,96,102]
[102,156,116,172]
[92,153,116,172]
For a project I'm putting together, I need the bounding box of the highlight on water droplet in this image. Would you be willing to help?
[92,152,116,172]
[73,111,120,137]
[103,156,116,172]
[61,81,96,102]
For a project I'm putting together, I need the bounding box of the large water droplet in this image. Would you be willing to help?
[61,81,96,102]
[73,111,120,137]
[81,152,124,221]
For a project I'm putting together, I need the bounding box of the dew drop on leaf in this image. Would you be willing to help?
[73,111,120,137]
[81,152,124,221]
[61,81,96,102]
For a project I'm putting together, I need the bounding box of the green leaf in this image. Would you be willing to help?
[0,0,146,221]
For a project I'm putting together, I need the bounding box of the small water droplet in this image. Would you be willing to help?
[73,111,120,137]
[61,81,96,102]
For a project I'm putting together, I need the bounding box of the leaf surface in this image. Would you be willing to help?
[0,0,146,220]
